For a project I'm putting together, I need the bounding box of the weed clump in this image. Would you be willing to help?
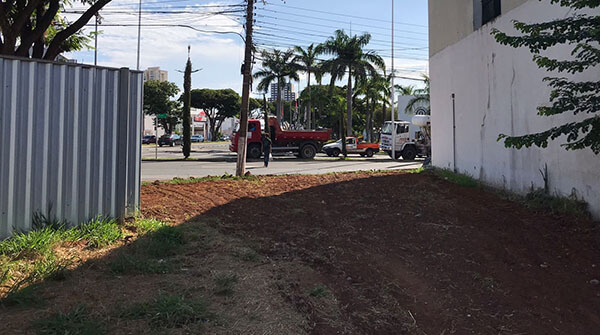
[122,295,210,329]
[32,305,106,335]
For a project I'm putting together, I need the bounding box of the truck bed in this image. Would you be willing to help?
[275,129,331,142]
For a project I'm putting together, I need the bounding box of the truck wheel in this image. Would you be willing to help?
[248,144,262,159]
[300,144,317,159]
[401,146,417,160]
[332,148,341,157]
[365,149,374,158]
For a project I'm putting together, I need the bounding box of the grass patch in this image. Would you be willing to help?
[2,283,44,307]
[108,220,185,275]
[232,247,259,262]
[142,173,260,186]
[214,273,238,296]
[433,169,479,188]
[309,285,329,298]
[32,305,106,335]
[122,295,211,329]
[523,189,589,217]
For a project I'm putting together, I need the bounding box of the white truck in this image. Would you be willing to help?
[379,115,431,160]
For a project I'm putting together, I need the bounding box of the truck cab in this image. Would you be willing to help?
[380,119,430,160]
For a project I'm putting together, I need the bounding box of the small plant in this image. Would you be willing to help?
[122,295,210,329]
[0,227,61,259]
[71,217,122,249]
[32,305,106,335]
[1,282,44,307]
[214,273,238,296]
[524,188,589,217]
[309,285,329,298]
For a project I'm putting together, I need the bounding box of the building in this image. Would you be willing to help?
[142,67,169,136]
[143,66,168,83]
[268,82,296,102]
[428,0,600,218]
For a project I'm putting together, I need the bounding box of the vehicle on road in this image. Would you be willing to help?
[230,117,332,159]
[158,134,182,147]
[191,135,204,143]
[323,137,380,157]
[380,115,431,160]
[142,135,156,144]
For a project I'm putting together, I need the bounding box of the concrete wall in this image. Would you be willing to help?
[0,56,143,238]
[429,0,600,218]
[429,0,528,57]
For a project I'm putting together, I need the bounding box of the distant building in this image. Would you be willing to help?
[143,67,169,136]
[143,67,168,82]
[268,82,296,102]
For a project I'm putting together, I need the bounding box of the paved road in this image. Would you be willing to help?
[141,142,423,181]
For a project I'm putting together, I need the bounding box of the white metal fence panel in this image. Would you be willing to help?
[0,56,142,239]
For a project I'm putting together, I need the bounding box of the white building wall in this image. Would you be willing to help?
[430,0,600,218]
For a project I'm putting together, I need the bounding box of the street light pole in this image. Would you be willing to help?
[390,0,396,160]
[136,0,142,70]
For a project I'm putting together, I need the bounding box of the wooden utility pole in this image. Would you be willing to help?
[236,0,254,176]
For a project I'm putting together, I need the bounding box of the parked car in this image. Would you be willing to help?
[219,135,230,141]
[158,134,182,147]
[323,137,380,157]
[191,135,204,143]
[142,135,156,144]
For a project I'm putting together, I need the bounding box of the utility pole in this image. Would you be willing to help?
[390,0,396,160]
[236,0,254,177]
[94,14,99,66]
[136,0,142,70]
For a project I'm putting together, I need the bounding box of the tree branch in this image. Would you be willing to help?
[16,0,61,57]
[44,0,111,60]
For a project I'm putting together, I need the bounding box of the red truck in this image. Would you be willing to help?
[230,117,332,159]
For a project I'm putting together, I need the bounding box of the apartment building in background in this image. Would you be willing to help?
[143,66,168,82]
[268,82,297,102]
[428,0,599,218]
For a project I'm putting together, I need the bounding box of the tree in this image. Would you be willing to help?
[143,80,181,134]
[182,52,192,159]
[321,30,386,136]
[405,74,430,114]
[492,0,599,154]
[294,43,323,129]
[0,0,111,60]
[254,49,299,124]
[356,74,388,142]
[190,89,240,141]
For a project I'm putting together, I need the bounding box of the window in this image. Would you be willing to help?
[474,0,501,29]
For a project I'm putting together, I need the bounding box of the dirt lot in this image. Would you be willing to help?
[2,171,599,334]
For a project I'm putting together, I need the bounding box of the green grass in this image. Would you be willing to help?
[433,168,479,188]
[309,285,329,298]
[32,305,106,335]
[523,189,589,217]
[214,273,238,296]
[142,173,260,186]
[1,282,44,307]
[122,295,210,329]
[108,220,185,275]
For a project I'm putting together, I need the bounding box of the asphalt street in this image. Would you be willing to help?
[141,142,424,181]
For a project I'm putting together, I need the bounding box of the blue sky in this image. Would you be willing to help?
[66,0,429,95]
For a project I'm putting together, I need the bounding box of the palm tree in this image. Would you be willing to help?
[322,30,385,136]
[294,43,323,129]
[356,74,388,142]
[405,74,430,114]
[254,49,300,124]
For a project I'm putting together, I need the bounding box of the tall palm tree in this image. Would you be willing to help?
[254,49,300,124]
[294,43,323,129]
[322,30,385,136]
[405,74,430,114]
[356,74,388,142]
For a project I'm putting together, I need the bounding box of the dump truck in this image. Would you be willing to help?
[380,115,431,160]
[230,117,332,159]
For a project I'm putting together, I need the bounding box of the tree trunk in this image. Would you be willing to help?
[366,98,371,142]
[346,67,353,136]
[369,100,375,143]
[277,81,283,125]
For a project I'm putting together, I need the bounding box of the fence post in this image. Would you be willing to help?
[115,68,131,222]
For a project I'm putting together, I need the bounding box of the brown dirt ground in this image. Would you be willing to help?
[1,171,599,334]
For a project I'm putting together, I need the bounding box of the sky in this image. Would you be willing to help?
[65,0,429,96]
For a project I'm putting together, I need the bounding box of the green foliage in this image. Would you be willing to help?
[405,74,430,115]
[1,283,43,307]
[143,80,181,134]
[32,305,106,335]
[70,217,123,249]
[182,53,193,159]
[492,0,599,153]
[122,295,210,329]
[190,88,240,141]
[523,188,589,217]
[321,29,386,136]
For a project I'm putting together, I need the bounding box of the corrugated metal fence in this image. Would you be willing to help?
[0,56,143,239]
